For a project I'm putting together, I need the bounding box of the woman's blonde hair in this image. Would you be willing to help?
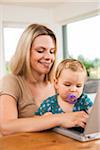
[10,24,57,82]
[55,58,87,79]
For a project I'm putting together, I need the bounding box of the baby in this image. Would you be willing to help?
[35,58,93,115]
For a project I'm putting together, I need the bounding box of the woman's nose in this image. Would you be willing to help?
[44,52,51,59]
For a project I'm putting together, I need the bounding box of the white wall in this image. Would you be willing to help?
[52,2,99,24]
[2,5,51,25]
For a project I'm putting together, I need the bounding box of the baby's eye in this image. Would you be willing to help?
[76,85,82,88]
[64,84,71,86]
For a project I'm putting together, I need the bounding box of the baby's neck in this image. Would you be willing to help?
[57,95,74,112]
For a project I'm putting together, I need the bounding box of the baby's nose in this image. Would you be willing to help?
[70,86,77,92]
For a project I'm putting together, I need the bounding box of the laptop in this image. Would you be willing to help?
[53,86,100,142]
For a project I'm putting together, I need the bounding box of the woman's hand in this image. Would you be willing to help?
[43,112,53,116]
[58,111,88,128]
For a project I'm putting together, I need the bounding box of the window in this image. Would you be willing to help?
[63,15,100,79]
[3,27,25,73]
[4,27,25,62]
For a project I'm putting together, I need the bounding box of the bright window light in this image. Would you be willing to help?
[67,15,100,60]
[4,27,25,62]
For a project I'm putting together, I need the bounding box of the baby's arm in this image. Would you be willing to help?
[83,93,93,114]
[35,99,51,116]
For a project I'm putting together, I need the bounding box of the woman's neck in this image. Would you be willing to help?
[29,70,47,84]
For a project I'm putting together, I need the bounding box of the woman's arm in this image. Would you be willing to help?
[0,94,58,135]
[0,95,88,136]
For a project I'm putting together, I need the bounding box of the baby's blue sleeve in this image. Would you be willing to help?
[83,94,93,110]
[35,98,52,116]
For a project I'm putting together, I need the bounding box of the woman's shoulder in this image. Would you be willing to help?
[0,74,20,102]
[1,73,16,80]
[0,74,23,97]
[0,74,20,86]
[0,74,15,84]
[1,74,25,83]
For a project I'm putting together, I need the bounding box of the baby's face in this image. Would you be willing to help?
[54,68,86,102]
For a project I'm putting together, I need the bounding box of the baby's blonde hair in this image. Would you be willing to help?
[55,58,87,79]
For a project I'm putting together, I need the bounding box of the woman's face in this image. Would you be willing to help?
[30,35,56,75]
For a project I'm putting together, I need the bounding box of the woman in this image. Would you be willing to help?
[0,24,88,136]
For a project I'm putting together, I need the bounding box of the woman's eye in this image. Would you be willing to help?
[36,49,44,53]
[37,50,43,53]
[50,51,54,54]
[50,49,55,54]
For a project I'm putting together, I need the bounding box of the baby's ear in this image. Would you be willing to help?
[54,78,58,90]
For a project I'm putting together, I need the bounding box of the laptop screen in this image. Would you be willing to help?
[84,86,100,134]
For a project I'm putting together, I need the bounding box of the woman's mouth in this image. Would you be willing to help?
[39,61,52,68]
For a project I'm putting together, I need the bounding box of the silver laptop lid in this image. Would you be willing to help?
[84,84,100,134]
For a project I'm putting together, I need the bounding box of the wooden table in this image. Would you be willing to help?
[0,130,100,150]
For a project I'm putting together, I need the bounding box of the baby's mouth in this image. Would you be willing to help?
[66,94,78,104]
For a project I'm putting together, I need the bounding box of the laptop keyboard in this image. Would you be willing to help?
[68,126,84,133]
[68,109,88,133]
